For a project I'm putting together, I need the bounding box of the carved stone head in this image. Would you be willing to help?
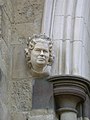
[25,34,54,77]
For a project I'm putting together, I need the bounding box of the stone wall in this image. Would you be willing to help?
[0,0,12,119]
[1,0,90,120]
[0,0,56,120]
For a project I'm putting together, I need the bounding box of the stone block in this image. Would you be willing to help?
[75,0,85,17]
[55,0,66,16]
[8,79,32,111]
[10,112,28,120]
[11,44,32,79]
[11,23,40,44]
[53,16,64,40]
[0,39,10,67]
[51,40,63,75]
[29,114,56,120]
[2,9,11,46]
[3,0,13,22]
[0,51,7,77]
[0,70,8,104]
[0,39,9,77]
[74,18,84,41]
[82,46,90,80]
[11,0,44,24]
[66,0,75,16]
[72,41,83,75]
[41,0,54,36]
[83,0,90,24]
[64,40,71,74]
[29,110,57,120]
[65,16,73,40]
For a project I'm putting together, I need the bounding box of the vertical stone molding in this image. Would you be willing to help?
[41,0,90,79]
[41,0,54,36]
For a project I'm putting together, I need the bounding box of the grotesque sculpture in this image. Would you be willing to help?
[25,34,54,77]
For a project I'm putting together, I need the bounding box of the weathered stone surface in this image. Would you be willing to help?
[25,34,54,77]
[0,70,8,104]
[1,0,90,120]
[0,68,10,120]
[0,39,10,69]
[11,0,44,23]
[11,23,40,44]
[2,0,13,22]
[2,6,12,46]
[10,112,28,120]
[29,109,57,120]
[29,114,55,120]
[11,44,32,79]
[8,79,32,112]
[10,111,58,120]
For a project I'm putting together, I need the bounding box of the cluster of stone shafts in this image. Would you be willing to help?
[47,75,90,120]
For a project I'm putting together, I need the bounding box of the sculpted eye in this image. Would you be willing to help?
[35,48,41,52]
[44,50,48,53]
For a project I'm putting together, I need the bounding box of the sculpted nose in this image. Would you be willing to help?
[40,50,44,56]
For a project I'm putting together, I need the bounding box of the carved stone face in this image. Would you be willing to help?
[30,41,49,72]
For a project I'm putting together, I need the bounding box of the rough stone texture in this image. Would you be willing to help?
[11,0,44,44]
[0,0,12,119]
[29,114,56,120]
[0,0,56,120]
[11,23,40,44]
[10,110,58,120]
[8,79,32,112]
[29,110,58,120]
[2,2,12,46]
[0,69,10,120]
[10,112,28,120]
[9,0,45,114]
[11,44,31,79]
[11,0,44,23]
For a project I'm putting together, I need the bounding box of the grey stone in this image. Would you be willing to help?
[8,79,32,111]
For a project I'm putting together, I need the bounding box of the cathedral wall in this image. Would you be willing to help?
[1,0,90,120]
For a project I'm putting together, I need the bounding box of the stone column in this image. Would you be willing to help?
[47,75,90,120]
[56,95,80,120]
[41,0,90,79]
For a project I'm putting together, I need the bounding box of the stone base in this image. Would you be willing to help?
[29,114,57,120]
[29,109,57,120]
[10,112,28,120]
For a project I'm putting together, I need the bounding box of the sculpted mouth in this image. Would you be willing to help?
[37,57,45,61]
[38,58,45,61]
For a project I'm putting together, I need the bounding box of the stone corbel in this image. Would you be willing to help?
[47,75,90,120]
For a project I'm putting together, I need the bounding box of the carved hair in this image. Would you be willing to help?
[25,34,54,68]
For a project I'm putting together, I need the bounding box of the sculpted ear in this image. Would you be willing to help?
[48,56,54,66]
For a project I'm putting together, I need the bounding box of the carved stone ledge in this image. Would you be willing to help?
[47,75,90,120]
[48,75,90,101]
